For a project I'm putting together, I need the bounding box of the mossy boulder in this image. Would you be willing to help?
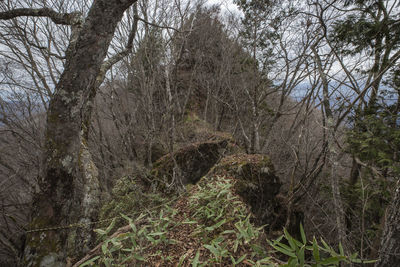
[209,153,282,228]
[151,138,229,191]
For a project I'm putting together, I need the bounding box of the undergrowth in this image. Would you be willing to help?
[81,175,371,266]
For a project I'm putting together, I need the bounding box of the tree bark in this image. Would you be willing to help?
[15,1,137,266]
[375,180,400,267]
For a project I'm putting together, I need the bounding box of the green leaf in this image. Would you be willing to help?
[192,250,201,267]
[213,236,224,244]
[350,258,377,264]
[222,230,235,235]
[235,254,247,264]
[320,256,346,265]
[115,232,130,241]
[312,237,320,262]
[178,253,188,267]
[217,189,229,198]
[205,219,226,231]
[270,243,296,257]
[120,213,132,223]
[284,228,296,250]
[101,241,109,255]
[287,258,298,267]
[272,240,293,252]
[121,254,134,263]
[133,253,146,261]
[293,238,304,248]
[300,223,306,244]
[110,237,121,247]
[257,257,272,263]
[233,239,240,253]
[230,255,237,265]
[138,225,148,236]
[148,232,166,236]
[299,246,305,266]
[275,235,283,243]
[104,218,116,234]
[182,220,197,224]
[94,228,106,236]
[204,244,219,257]
[136,212,146,221]
[338,242,344,256]
[351,252,359,259]
[247,223,255,239]
[319,238,332,253]
[146,235,155,243]
[251,244,267,257]
[79,256,100,266]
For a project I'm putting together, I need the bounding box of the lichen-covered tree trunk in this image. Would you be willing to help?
[375,180,400,267]
[23,1,136,266]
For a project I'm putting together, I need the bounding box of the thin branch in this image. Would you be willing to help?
[335,49,400,129]
[135,15,183,32]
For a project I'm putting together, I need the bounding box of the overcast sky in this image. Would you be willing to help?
[207,0,241,15]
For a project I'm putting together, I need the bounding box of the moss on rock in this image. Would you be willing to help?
[150,138,229,192]
[177,112,238,148]
[208,153,282,229]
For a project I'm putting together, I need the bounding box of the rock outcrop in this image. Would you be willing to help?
[92,121,304,266]
[209,153,283,228]
[151,138,229,191]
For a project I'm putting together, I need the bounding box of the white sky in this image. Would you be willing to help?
[207,0,241,15]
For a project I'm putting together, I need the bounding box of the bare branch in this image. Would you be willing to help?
[96,4,139,86]
[0,8,82,26]
[95,3,183,87]
[135,15,182,32]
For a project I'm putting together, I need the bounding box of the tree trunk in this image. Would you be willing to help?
[312,45,351,255]
[375,180,400,267]
[349,157,360,186]
[250,100,260,154]
[22,1,136,266]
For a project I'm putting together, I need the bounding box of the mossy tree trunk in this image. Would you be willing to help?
[0,1,137,266]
